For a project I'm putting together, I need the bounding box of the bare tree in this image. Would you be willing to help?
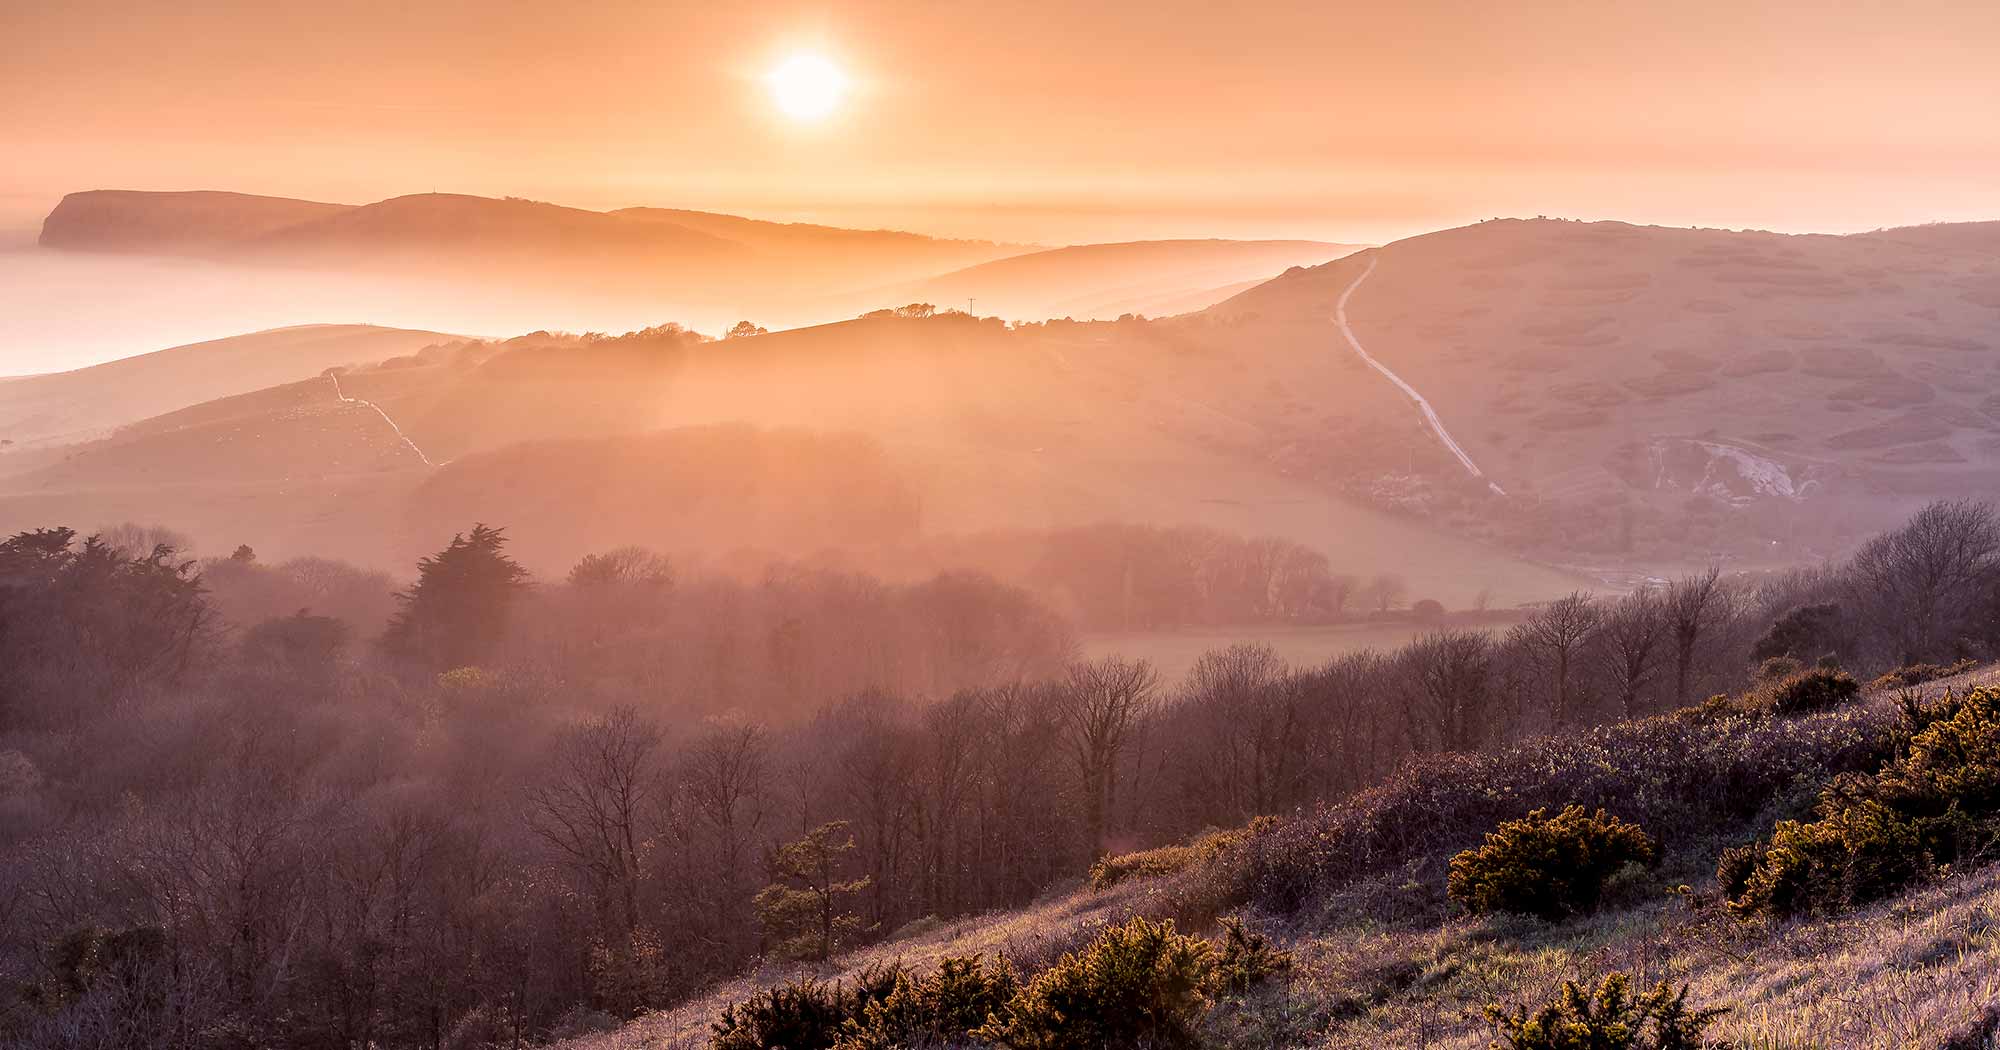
[1665,566,1725,708]
[1511,592,1601,726]
[1182,643,1295,820]
[1365,573,1409,614]
[1055,656,1158,857]
[1846,499,2000,664]
[525,706,662,937]
[1400,629,1494,752]
[681,717,769,945]
[1595,588,1665,718]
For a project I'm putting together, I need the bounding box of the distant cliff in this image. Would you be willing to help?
[38,189,351,254]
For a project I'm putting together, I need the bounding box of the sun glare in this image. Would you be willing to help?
[767,53,847,121]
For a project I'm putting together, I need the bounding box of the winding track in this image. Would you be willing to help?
[328,372,440,467]
[1334,253,1507,496]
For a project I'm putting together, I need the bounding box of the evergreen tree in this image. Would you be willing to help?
[754,820,872,961]
[382,524,529,670]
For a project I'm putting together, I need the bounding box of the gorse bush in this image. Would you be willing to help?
[1448,806,1658,919]
[1486,972,1727,1050]
[1209,917,1291,996]
[974,916,1214,1050]
[713,917,1286,1050]
[1752,667,1860,716]
[1727,685,2000,918]
[712,965,904,1050]
[837,954,1018,1050]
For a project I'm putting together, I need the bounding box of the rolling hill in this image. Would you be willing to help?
[1205,217,2000,563]
[0,323,453,451]
[882,238,1366,321]
[0,313,1587,606]
[18,213,2000,593]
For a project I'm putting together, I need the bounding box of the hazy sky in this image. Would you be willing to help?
[4,0,1999,243]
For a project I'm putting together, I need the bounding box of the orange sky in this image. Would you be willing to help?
[4,0,1999,244]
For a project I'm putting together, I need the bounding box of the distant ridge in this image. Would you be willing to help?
[30,189,1366,320]
[36,189,1027,279]
[0,323,453,449]
[40,189,349,254]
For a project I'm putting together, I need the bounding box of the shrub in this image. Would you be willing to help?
[1728,686,2000,917]
[838,955,1018,1050]
[548,1005,619,1041]
[975,916,1216,1050]
[1243,698,1894,919]
[1209,918,1290,996]
[1755,655,1805,681]
[1447,806,1658,919]
[1090,818,1277,890]
[1714,842,1761,903]
[1871,659,1980,691]
[713,965,905,1050]
[1754,667,1859,716]
[443,1006,510,1050]
[1486,972,1727,1050]
[1751,601,1847,665]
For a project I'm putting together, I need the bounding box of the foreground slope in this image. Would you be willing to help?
[563,666,2000,1050]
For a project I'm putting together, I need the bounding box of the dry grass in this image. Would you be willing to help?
[1243,864,2000,1050]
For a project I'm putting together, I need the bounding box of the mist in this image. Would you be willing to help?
[9,3,2000,1048]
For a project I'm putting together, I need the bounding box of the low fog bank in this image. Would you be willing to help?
[0,250,738,375]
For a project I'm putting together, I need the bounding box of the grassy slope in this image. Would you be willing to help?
[1208,220,2000,552]
[0,323,454,450]
[569,666,2000,1050]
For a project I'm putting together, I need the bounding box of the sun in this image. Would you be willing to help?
[767,53,848,121]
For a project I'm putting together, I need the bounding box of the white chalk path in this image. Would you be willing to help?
[328,372,440,468]
[1334,254,1507,496]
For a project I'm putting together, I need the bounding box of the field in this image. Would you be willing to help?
[1081,617,1521,682]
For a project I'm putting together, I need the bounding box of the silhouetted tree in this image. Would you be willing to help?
[1845,499,2000,664]
[1401,629,1494,752]
[1056,657,1157,857]
[1665,567,1725,708]
[382,524,529,670]
[1512,592,1600,726]
[1596,588,1665,718]
[568,546,674,589]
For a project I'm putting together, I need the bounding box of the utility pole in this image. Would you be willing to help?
[967,297,975,317]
